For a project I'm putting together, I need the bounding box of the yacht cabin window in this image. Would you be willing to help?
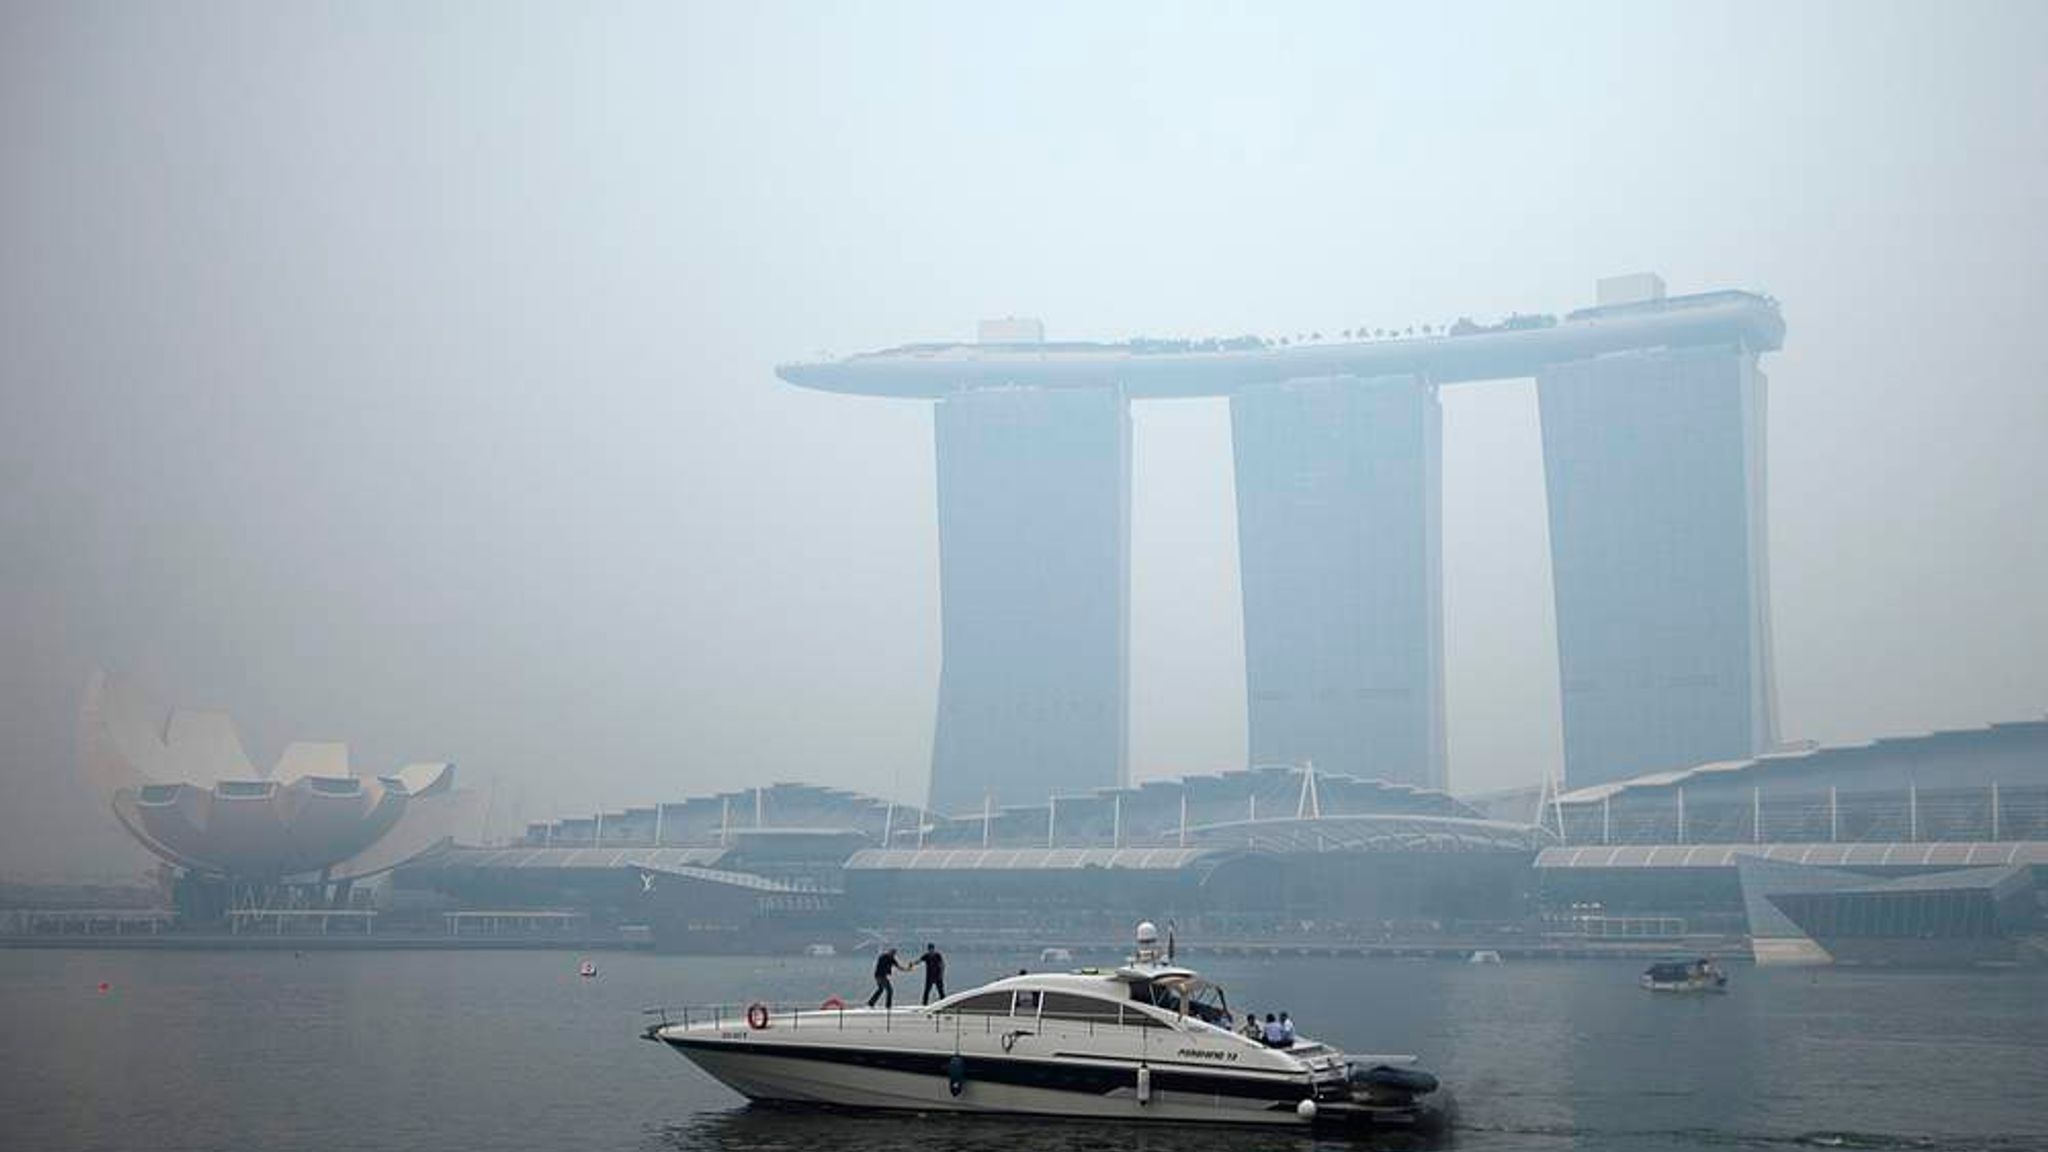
[946,992,1015,1016]
[1039,992,1120,1023]
[1119,1004,1170,1028]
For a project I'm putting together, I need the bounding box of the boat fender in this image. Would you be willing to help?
[746,1002,771,1030]
[821,996,846,1010]
[1136,1064,1152,1105]
[948,1053,966,1097]
[1296,1099,1317,1120]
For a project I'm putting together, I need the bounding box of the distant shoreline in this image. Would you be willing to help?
[0,931,1748,960]
[0,933,653,952]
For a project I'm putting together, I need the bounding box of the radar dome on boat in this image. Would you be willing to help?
[1134,921,1159,946]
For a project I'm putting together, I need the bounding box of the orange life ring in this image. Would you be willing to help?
[821,996,847,1010]
[746,1002,771,1029]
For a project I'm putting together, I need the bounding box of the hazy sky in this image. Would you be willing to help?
[4,1,2045,879]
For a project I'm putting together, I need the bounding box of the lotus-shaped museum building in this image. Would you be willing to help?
[79,671,477,883]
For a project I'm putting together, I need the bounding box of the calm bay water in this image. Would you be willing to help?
[3,948,2045,1152]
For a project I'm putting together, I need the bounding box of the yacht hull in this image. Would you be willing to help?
[657,1035,1436,1130]
[673,1042,1299,1124]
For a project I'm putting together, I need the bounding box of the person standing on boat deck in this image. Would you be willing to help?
[1279,1012,1296,1046]
[867,946,909,1009]
[915,942,947,1003]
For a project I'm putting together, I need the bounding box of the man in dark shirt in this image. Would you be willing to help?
[867,946,908,1009]
[917,942,947,1004]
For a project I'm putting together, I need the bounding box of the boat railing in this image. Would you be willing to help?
[638,1001,1210,1039]
[640,1000,940,1034]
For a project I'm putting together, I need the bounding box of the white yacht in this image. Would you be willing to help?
[643,923,1447,1132]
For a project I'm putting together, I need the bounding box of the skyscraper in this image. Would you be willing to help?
[1538,344,1777,788]
[927,385,1131,813]
[1231,374,1446,788]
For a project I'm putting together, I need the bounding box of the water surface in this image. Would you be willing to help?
[4,949,2044,1152]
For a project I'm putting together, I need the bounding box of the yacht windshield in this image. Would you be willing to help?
[1130,979,1180,1013]
[1130,976,1231,1027]
[1186,980,1230,1026]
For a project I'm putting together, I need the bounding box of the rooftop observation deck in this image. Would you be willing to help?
[776,290,1784,400]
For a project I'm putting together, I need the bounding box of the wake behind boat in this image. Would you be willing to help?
[643,923,1448,1132]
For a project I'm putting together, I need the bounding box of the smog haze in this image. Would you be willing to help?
[3,0,2045,878]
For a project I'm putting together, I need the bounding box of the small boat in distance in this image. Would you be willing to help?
[803,943,838,958]
[1641,958,1728,993]
[578,958,598,979]
[1039,946,1075,965]
[1467,950,1503,964]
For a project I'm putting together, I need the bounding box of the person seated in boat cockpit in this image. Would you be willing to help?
[1242,1012,1264,1040]
[1262,1013,1287,1047]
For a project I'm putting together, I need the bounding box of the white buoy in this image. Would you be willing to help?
[1296,1098,1318,1120]
[1136,1065,1152,1105]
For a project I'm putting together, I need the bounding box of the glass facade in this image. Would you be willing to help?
[1538,345,1776,788]
[928,386,1131,814]
[1230,375,1445,789]
[1771,888,2007,939]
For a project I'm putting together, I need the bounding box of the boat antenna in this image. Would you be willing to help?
[1166,919,1176,962]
